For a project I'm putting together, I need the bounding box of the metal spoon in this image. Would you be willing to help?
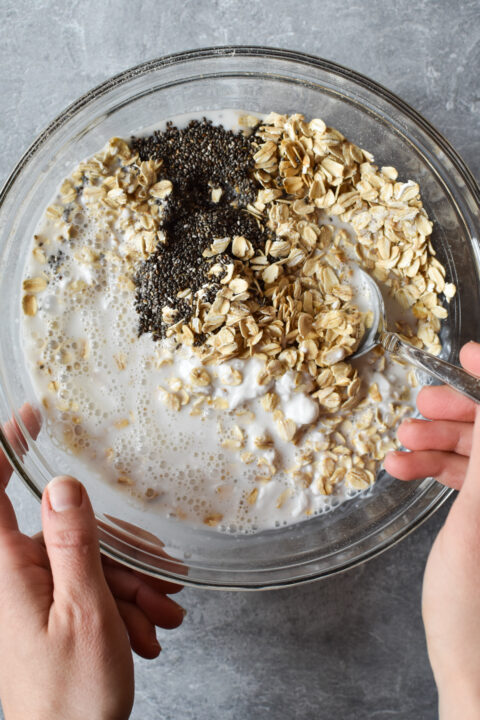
[350,268,480,403]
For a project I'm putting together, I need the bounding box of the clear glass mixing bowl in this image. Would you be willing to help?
[1,47,479,590]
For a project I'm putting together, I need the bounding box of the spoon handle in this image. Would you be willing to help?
[380,331,480,404]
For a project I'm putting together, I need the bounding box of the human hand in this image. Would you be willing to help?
[385,342,480,718]
[3,404,186,658]
[0,405,185,720]
[383,341,479,490]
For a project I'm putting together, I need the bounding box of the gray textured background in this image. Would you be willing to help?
[1,1,479,718]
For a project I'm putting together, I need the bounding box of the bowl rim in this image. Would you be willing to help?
[1,45,474,589]
[2,46,480,209]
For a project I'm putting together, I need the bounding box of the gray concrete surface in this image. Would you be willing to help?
[1,0,479,717]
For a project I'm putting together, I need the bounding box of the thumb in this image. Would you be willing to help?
[459,341,480,376]
[42,476,108,604]
[459,406,480,505]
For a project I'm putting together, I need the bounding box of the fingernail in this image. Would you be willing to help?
[48,476,82,512]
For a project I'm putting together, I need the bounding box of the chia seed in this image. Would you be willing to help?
[48,249,65,271]
[131,119,271,340]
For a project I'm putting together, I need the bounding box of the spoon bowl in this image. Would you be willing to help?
[349,269,386,360]
[350,268,480,403]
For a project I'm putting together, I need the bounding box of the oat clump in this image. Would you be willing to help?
[135,113,455,422]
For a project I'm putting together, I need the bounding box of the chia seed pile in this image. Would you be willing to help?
[131,119,272,340]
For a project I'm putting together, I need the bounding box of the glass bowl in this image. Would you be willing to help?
[1,47,479,590]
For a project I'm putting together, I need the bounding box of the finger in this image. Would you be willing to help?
[0,451,12,488]
[116,599,161,659]
[42,476,109,605]
[0,409,33,531]
[397,418,473,457]
[0,403,42,488]
[102,564,185,629]
[4,403,42,454]
[132,569,183,595]
[0,486,19,534]
[101,555,183,595]
[101,514,188,578]
[459,341,480,377]
[31,530,45,545]
[384,449,468,490]
[19,403,42,437]
[417,385,476,423]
